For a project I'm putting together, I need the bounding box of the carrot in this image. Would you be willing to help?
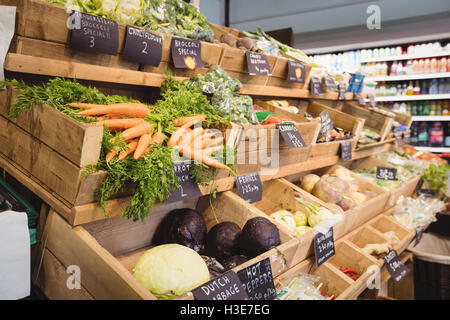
[201,137,224,149]
[134,134,152,159]
[203,146,223,157]
[106,114,123,120]
[119,122,153,141]
[202,130,221,141]
[168,118,204,147]
[69,102,107,109]
[151,132,167,145]
[79,103,151,118]
[105,148,118,165]
[179,145,232,172]
[96,118,145,130]
[174,115,207,127]
[117,141,139,161]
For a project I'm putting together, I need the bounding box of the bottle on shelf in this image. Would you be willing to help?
[429,122,444,147]
[411,102,417,116]
[399,102,407,115]
[438,78,446,94]
[390,61,397,76]
[442,101,449,116]
[413,81,421,95]
[406,103,411,116]
[405,60,413,75]
[410,122,418,146]
[417,101,424,115]
[445,122,450,147]
[435,100,442,116]
[395,46,403,56]
[406,81,414,95]
[429,100,435,116]
[421,80,429,95]
[430,58,438,73]
[418,122,429,146]
[429,79,439,95]
[412,59,418,74]
[439,57,447,73]
[402,83,408,95]
[418,59,424,73]
[424,58,431,73]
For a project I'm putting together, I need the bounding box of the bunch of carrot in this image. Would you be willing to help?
[167,115,231,172]
[69,102,166,163]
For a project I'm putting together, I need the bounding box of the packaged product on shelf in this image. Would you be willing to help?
[276,273,329,300]
[391,195,445,229]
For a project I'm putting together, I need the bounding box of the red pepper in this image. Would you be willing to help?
[350,275,358,281]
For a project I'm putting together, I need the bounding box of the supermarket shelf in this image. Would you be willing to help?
[414,146,450,153]
[361,50,450,63]
[412,116,450,121]
[367,94,450,102]
[366,72,450,82]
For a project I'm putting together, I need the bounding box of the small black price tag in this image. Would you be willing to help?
[417,189,439,197]
[376,166,398,181]
[236,173,263,204]
[165,161,202,203]
[319,110,334,138]
[324,76,338,92]
[171,37,203,69]
[340,140,352,162]
[286,60,306,83]
[245,51,272,76]
[355,93,366,106]
[383,250,410,282]
[415,226,425,246]
[310,77,324,96]
[314,227,335,267]
[395,132,404,147]
[192,271,248,300]
[69,11,118,55]
[338,83,347,100]
[122,26,162,66]
[237,258,277,300]
[276,123,307,148]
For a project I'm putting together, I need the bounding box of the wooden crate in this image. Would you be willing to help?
[34,193,299,300]
[266,58,312,90]
[347,156,421,209]
[339,101,394,148]
[218,46,277,86]
[254,99,365,158]
[0,87,239,225]
[3,0,223,78]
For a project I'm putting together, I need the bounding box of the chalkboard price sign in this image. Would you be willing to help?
[171,37,203,69]
[355,93,366,106]
[286,60,306,83]
[69,11,119,55]
[324,77,338,92]
[237,258,277,300]
[376,167,398,181]
[314,227,335,267]
[383,250,410,282]
[192,271,248,300]
[319,110,334,138]
[310,77,324,96]
[246,51,272,76]
[236,173,263,203]
[338,83,347,100]
[340,140,352,162]
[276,123,306,148]
[122,26,162,66]
[165,161,202,203]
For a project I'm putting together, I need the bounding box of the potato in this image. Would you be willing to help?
[301,174,321,193]
[312,178,343,204]
[337,197,357,211]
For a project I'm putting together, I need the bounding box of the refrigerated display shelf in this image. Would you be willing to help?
[367,94,450,102]
[361,50,450,63]
[366,72,450,82]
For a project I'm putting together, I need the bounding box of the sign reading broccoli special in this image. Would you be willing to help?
[171,37,203,69]
[236,173,263,204]
[237,258,277,300]
[276,123,307,148]
[122,26,162,66]
[286,60,306,83]
[383,250,409,282]
[192,271,248,300]
[69,11,118,55]
[165,161,202,203]
[314,227,335,267]
[245,51,272,76]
